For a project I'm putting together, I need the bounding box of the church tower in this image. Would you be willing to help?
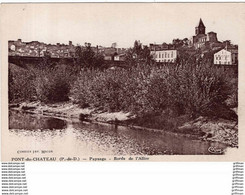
[195,18,206,35]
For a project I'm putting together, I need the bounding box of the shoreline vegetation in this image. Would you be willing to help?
[8,42,238,148]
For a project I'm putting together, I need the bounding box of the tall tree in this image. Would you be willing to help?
[75,43,104,70]
[125,40,153,66]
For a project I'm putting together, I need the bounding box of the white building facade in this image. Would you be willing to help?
[214,49,238,65]
[151,50,178,63]
[114,53,126,61]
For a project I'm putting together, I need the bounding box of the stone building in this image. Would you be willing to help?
[189,19,218,49]
[8,39,76,58]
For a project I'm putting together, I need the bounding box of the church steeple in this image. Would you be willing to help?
[195,18,206,35]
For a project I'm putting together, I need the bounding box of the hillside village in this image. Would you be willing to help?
[8,19,238,149]
[8,19,238,66]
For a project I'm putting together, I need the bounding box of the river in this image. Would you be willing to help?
[7,110,228,156]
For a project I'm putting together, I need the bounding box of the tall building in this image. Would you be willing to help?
[189,18,218,49]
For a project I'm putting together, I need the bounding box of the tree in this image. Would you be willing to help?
[125,40,153,66]
[172,38,189,48]
[75,43,105,70]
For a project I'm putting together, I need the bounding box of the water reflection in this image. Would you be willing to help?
[8,110,228,155]
[9,110,67,130]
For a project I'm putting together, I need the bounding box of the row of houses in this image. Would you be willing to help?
[150,46,238,65]
[149,19,238,65]
[8,39,128,61]
[8,39,76,58]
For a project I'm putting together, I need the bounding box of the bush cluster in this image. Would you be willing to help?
[9,65,36,102]
[71,62,235,118]
[32,65,74,103]
[9,59,236,120]
[9,63,75,103]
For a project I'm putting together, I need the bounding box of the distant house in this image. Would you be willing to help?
[8,39,75,58]
[114,53,126,61]
[150,50,178,63]
[104,55,113,61]
[149,43,174,51]
[214,47,238,65]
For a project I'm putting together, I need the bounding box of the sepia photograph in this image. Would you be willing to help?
[1,3,245,161]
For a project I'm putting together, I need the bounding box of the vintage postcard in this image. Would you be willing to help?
[1,3,245,161]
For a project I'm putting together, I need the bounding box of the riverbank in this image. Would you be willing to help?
[9,101,238,148]
[10,101,133,122]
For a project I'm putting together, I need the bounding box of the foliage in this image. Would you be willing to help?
[168,63,232,118]
[125,40,154,66]
[9,52,237,121]
[75,43,105,70]
[71,61,236,119]
[9,62,76,103]
[30,65,73,103]
[8,65,36,103]
[172,38,189,48]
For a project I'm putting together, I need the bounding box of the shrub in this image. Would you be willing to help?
[31,65,73,103]
[71,69,128,111]
[166,63,232,118]
[8,64,36,103]
[71,61,235,120]
[10,58,236,121]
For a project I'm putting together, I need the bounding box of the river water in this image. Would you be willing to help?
[7,110,228,156]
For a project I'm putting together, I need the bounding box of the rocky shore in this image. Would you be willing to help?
[9,101,133,123]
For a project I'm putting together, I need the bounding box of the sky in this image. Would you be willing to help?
[1,3,244,48]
